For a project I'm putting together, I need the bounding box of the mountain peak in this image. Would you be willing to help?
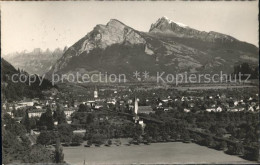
[161,16,188,27]
[106,19,128,28]
[150,17,189,32]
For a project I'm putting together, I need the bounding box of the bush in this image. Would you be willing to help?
[71,134,84,146]
[91,133,107,145]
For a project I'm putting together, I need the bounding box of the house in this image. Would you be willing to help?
[237,106,245,111]
[216,106,222,112]
[73,129,86,135]
[188,103,195,108]
[129,105,134,110]
[84,100,95,107]
[138,106,154,114]
[15,101,35,110]
[94,105,103,109]
[181,97,185,101]
[119,100,125,105]
[248,106,254,112]
[206,108,215,112]
[138,119,145,128]
[184,108,190,113]
[6,109,14,118]
[19,101,35,107]
[28,109,46,118]
[229,108,239,112]
[35,106,42,109]
[64,108,75,118]
[162,99,169,103]
[127,99,133,104]
[107,99,116,105]
[234,101,239,106]
[164,107,173,111]
[2,103,7,110]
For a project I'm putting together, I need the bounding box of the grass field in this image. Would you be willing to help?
[63,140,254,165]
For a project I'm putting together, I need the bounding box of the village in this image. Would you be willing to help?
[3,85,259,121]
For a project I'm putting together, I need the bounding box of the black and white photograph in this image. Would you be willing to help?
[0,1,259,164]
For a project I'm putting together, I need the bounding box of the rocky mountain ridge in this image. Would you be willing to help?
[45,17,258,80]
[4,48,64,75]
[149,16,237,43]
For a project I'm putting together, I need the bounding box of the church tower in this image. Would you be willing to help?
[134,97,138,115]
[133,97,139,123]
[94,86,98,99]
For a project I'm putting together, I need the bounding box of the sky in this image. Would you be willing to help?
[1,1,259,55]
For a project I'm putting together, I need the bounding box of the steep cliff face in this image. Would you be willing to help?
[47,17,258,80]
[52,19,146,73]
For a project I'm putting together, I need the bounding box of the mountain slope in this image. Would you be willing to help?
[47,17,258,80]
[1,58,56,101]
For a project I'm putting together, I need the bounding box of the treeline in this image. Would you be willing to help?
[233,62,258,79]
[2,104,68,164]
[2,113,65,164]
[147,109,259,161]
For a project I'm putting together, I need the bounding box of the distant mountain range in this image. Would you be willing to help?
[3,48,64,75]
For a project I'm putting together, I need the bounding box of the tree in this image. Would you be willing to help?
[38,108,54,130]
[54,138,64,163]
[57,124,73,144]
[87,139,92,146]
[86,113,95,124]
[218,141,227,151]
[22,110,31,133]
[13,108,26,117]
[233,143,245,155]
[107,139,112,146]
[22,144,54,163]
[5,121,27,136]
[115,139,122,146]
[78,104,89,112]
[133,124,142,143]
[227,143,244,155]
[71,134,84,146]
[204,136,215,147]
[182,131,191,143]
[53,104,67,124]
[29,117,37,130]
[2,130,27,163]
[91,133,106,145]
[37,131,55,146]
[143,134,152,144]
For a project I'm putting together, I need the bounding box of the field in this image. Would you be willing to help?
[63,141,254,165]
